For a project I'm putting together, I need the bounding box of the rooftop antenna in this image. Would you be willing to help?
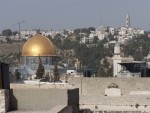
[11,20,25,64]
[100,10,103,26]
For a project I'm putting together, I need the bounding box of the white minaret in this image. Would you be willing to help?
[126,13,130,28]
[113,42,122,77]
[114,42,121,57]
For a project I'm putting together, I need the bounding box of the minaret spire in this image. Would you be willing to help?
[126,13,130,28]
[114,42,121,57]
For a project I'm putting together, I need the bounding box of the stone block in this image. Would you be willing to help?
[0,89,9,113]
[0,109,5,113]
[0,90,5,94]
[0,96,5,99]
[105,88,121,96]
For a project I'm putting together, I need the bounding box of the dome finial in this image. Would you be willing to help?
[37,29,41,34]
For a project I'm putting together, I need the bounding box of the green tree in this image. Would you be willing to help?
[93,36,99,43]
[53,62,59,82]
[52,34,62,48]
[96,66,106,77]
[62,38,72,50]
[108,33,115,41]
[6,37,12,44]
[74,28,91,35]
[88,27,95,31]
[76,35,81,41]
[12,31,18,35]
[35,56,45,79]
[2,29,12,36]
[16,71,21,80]
[123,34,150,60]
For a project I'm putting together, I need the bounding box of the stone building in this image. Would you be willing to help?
[112,42,134,77]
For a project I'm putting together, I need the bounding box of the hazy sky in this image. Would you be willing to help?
[0,0,150,32]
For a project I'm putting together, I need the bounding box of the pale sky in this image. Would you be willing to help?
[0,0,150,32]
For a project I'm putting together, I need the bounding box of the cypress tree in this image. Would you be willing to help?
[35,56,45,79]
[53,62,59,82]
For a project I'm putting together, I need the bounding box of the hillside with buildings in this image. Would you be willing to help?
[2,1,150,112]
[0,14,147,77]
[1,15,150,113]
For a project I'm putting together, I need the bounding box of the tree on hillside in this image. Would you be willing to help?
[12,31,18,36]
[108,33,115,41]
[2,29,12,36]
[6,37,12,44]
[74,28,91,35]
[52,34,62,48]
[123,34,150,60]
[96,66,106,77]
[62,38,72,50]
[93,36,99,43]
[88,27,95,31]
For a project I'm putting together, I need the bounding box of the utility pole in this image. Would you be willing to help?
[12,21,25,64]
[139,46,143,61]
[139,45,143,77]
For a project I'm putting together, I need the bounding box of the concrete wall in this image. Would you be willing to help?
[68,77,150,95]
[9,88,79,111]
[0,89,9,113]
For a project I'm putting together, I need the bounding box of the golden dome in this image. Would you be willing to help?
[22,34,56,56]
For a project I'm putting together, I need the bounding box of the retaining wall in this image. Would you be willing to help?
[9,88,79,111]
[68,77,150,95]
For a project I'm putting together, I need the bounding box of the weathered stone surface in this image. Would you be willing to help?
[105,88,121,96]
[68,77,150,95]
[9,88,79,111]
[0,89,9,113]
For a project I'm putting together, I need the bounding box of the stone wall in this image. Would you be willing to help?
[0,89,9,113]
[9,88,79,111]
[10,83,72,89]
[81,104,150,112]
[68,77,150,95]
[105,88,121,96]
[68,77,150,111]
[8,77,150,112]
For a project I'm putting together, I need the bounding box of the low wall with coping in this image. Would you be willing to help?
[10,83,72,89]
[0,89,9,113]
[68,77,150,95]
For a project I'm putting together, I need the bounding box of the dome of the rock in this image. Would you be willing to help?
[22,34,56,56]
